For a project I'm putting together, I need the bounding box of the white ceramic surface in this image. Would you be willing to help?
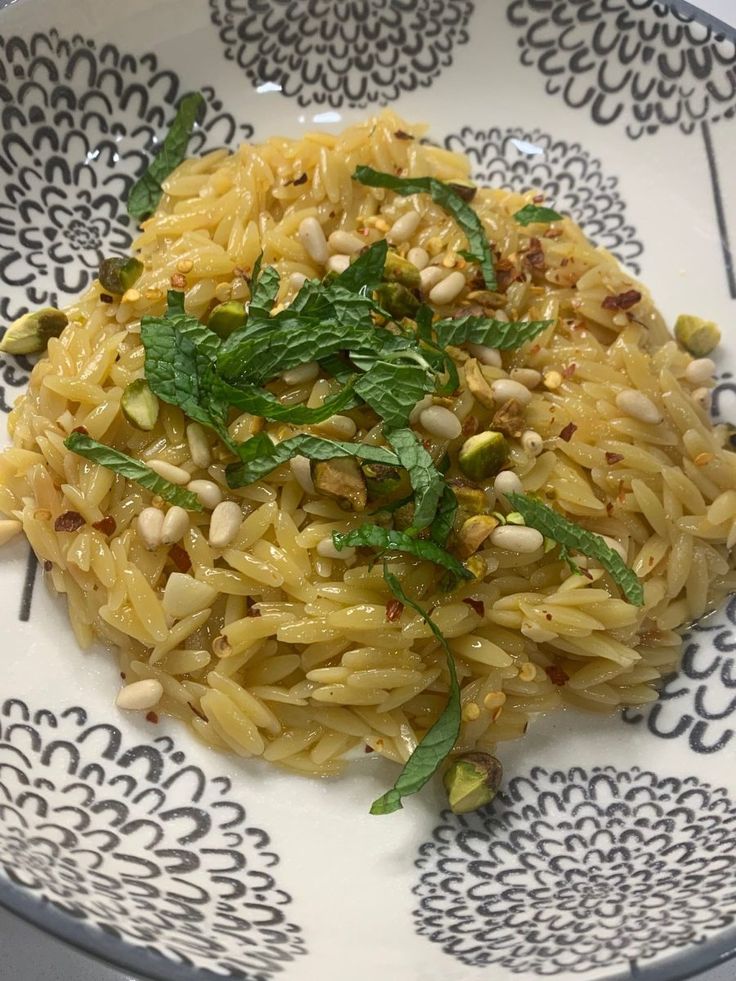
[1,2,736,980]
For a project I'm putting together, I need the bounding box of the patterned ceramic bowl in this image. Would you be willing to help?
[1,2,736,979]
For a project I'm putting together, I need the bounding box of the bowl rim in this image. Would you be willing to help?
[1,0,735,978]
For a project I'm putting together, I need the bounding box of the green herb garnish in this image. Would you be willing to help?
[430,485,458,547]
[128,92,206,222]
[506,493,644,605]
[369,566,461,815]
[64,432,203,510]
[386,428,444,531]
[332,525,471,580]
[434,315,552,350]
[513,204,563,226]
[226,433,400,488]
[354,361,433,431]
[353,166,496,290]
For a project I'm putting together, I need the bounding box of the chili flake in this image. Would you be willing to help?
[602,289,642,311]
[559,422,577,442]
[54,511,85,533]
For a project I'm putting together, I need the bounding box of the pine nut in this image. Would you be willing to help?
[491,378,533,405]
[298,216,329,264]
[137,507,164,549]
[315,414,357,439]
[289,272,307,290]
[209,500,243,548]
[116,679,164,711]
[326,254,351,274]
[187,479,224,509]
[419,405,462,439]
[429,270,466,306]
[409,395,434,425]
[692,387,712,412]
[407,246,429,270]
[419,266,447,292]
[186,422,211,469]
[161,505,190,545]
[615,389,662,424]
[147,459,192,485]
[494,470,523,498]
[490,524,544,553]
[290,455,316,494]
[328,230,364,255]
[466,343,502,367]
[521,430,544,456]
[317,537,355,560]
[0,519,22,546]
[283,361,320,386]
[510,367,542,389]
[685,358,716,385]
[387,210,421,244]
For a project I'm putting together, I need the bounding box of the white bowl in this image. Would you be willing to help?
[1,2,736,979]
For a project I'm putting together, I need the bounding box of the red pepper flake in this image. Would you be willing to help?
[602,289,642,311]
[524,237,545,269]
[92,515,117,536]
[559,422,577,442]
[385,599,404,622]
[170,272,187,289]
[562,362,577,379]
[545,612,553,621]
[394,129,414,141]
[422,439,432,451]
[100,293,114,304]
[532,193,545,203]
[43,560,53,572]
[293,172,308,185]
[605,452,625,465]
[545,665,569,686]
[463,597,485,617]
[145,711,159,724]
[364,744,375,753]
[169,543,192,572]
[120,672,126,680]
[71,425,88,435]
[605,501,614,516]
[54,511,85,533]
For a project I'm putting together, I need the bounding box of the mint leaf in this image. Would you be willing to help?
[332,239,388,292]
[513,204,563,226]
[434,315,552,350]
[387,428,443,531]
[128,92,205,222]
[65,433,203,511]
[226,434,400,487]
[354,362,433,431]
[332,524,471,580]
[249,261,281,318]
[353,166,496,290]
[506,493,644,605]
[370,565,461,814]
[215,376,360,423]
[430,484,458,547]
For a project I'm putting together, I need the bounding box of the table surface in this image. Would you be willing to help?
[2,0,735,978]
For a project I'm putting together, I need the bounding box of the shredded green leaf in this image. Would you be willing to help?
[215,377,360,424]
[332,524,471,580]
[430,485,458,547]
[249,261,281,318]
[64,432,203,511]
[353,166,496,290]
[386,428,444,531]
[370,566,461,814]
[513,204,564,226]
[434,315,552,350]
[506,493,644,605]
[127,93,205,222]
[226,433,400,488]
[354,362,433,431]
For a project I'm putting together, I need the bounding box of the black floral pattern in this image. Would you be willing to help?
[0,698,305,977]
[413,765,736,974]
[209,0,475,108]
[444,126,643,272]
[506,0,736,138]
[0,30,251,326]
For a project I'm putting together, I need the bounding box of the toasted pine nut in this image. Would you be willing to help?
[209,501,243,548]
[147,459,191,485]
[116,679,164,711]
[137,507,164,550]
[161,506,190,545]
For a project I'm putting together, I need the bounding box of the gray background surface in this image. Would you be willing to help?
[1,0,735,978]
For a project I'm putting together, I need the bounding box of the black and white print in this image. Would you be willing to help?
[444,126,644,272]
[506,0,736,294]
[209,0,475,108]
[0,698,306,977]
[0,30,251,329]
[413,765,736,975]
